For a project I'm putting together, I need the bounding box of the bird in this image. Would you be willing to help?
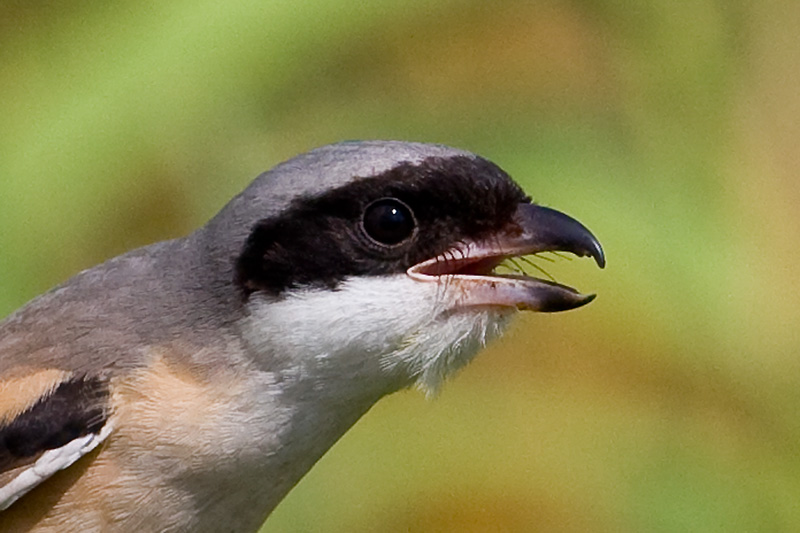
[0,140,604,532]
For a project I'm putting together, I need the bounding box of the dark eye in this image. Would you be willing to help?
[362,198,416,246]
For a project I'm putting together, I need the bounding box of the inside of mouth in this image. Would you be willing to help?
[410,250,591,297]
[410,250,594,302]
[420,254,552,279]
[453,256,506,276]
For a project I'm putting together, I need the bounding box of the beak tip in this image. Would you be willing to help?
[535,289,597,312]
[574,292,597,309]
[591,242,606,269]
[516,203,605,269]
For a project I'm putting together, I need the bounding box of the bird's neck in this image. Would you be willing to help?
[216,359,390,529]
[223,275,510,527]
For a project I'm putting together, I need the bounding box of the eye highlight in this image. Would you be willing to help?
[362,198,416,246]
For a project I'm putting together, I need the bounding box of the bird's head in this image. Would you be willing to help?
[214,141,603,396]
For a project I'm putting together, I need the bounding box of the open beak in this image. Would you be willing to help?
[407,203,605,312]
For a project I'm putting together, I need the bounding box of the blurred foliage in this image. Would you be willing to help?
[2,0,800,531]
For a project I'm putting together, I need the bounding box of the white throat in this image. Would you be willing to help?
[241,273,513,398]
[216,274,513,522]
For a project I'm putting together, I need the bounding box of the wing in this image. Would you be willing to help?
[0,372,112,511]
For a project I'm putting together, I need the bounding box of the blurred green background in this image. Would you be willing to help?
[2,0,799,531]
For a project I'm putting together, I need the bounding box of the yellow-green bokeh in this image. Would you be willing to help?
[2,1,799,531]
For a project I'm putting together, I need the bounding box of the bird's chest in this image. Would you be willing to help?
[99,352,373,532]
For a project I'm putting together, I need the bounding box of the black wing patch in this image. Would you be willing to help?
[0,376,109,474]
